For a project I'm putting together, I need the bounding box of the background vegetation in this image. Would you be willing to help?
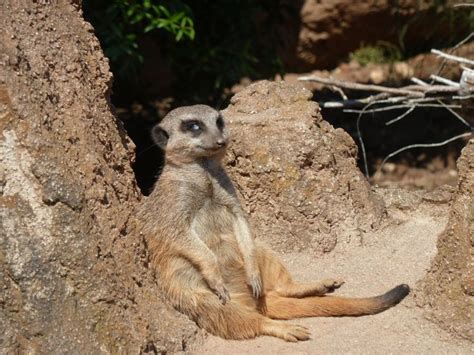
[84,0,287,106]
[84,1,473,104]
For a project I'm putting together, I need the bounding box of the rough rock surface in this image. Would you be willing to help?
[418,139,474,341]
[222,81,385,254]
[282,0,468,71]
[0,2,198,353]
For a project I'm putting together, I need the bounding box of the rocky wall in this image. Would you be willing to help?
[0,2,198,353]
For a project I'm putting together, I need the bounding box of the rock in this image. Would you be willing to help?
[223,81,384,254]
[418,139,474,341]
[376,188,423,211]
[422,185,455,205]
[281,0,470,71]
[0,2,198,353]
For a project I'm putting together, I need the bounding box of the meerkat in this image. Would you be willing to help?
[137,104,410,342]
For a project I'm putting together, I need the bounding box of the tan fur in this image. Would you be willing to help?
[137,104,409,342]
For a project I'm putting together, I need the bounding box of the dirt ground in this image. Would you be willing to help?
[192,190,473,354]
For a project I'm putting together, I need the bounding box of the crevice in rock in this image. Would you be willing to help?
[115,105,164,196]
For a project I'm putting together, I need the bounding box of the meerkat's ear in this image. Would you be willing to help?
[151,125,169,149]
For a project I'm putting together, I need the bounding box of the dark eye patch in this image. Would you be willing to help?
[216,115,224,131]
[181,119,204,134]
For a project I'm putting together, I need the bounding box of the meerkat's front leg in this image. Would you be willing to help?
[233,213,263,298]
[180,224,231,304]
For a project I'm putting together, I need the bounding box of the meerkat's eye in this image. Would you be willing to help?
[216,116,224,131]
[189,122,200,131]
[181,120,203,133]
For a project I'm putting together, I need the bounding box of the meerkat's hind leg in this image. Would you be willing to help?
[261,319,311,342]
[256,246,344,297]
[176,287,311,342]
[178,288,311,341]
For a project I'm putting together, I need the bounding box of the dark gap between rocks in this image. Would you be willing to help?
[316,88,471,190]
[116,104,164,196]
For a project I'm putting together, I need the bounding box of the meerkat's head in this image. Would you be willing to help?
[152,105,228,163]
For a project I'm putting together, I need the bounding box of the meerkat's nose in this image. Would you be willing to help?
[216,139,226,147]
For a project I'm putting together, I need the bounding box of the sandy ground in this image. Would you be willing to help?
[192,200,473,354]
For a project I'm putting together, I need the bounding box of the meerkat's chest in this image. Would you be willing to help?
[192,188,237,243]
[194,195,234,232]
[186,169,240,243]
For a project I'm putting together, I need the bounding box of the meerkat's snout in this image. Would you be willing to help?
[216,138,226,147]
[207,135,227,155]
[210,115,228,151]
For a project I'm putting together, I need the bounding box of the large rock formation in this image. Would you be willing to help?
[281,0,469,71]
[0,2,198,353]
[223,81,384,254]
[419,139,474,341]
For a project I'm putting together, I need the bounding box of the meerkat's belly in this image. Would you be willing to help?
[159,198,248,296]
[193,200,243,263]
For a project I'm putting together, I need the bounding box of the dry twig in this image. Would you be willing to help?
[379,132,473,171]
[299,75,424,96]
[344,103,461,114]
[431,49,474,66]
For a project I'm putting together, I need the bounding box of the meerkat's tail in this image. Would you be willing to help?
[265,284,410,319]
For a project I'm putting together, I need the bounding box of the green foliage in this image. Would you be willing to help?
[350,42,403,66]
[83,0,194,84]
[126,1,195,40]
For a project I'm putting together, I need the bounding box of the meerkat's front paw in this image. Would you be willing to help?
[247,272,263,299]
[322,278,345,293]
[212,281,230,305]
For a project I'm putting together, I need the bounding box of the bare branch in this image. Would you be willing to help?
[410,85,467,94]
[431,49,474,66]
[359,93,403,104]
[321,94,465,109]
[429,74,460,87]
[437,99,472,128]
[385,106,416,126]
[299,75,470,97]
[356,102,378,178]
[298,75,424,97]
[379,132,473,170]
[406,96,455,104]
[434,32,474,79]
[411,77,429,86]
[344,103,461,114]
[330,85,348,100]
[321,101,358,108]
[453,94,474,100]
[321,94,407,109]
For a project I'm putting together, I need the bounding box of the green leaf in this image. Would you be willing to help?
[159,5,170,17]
